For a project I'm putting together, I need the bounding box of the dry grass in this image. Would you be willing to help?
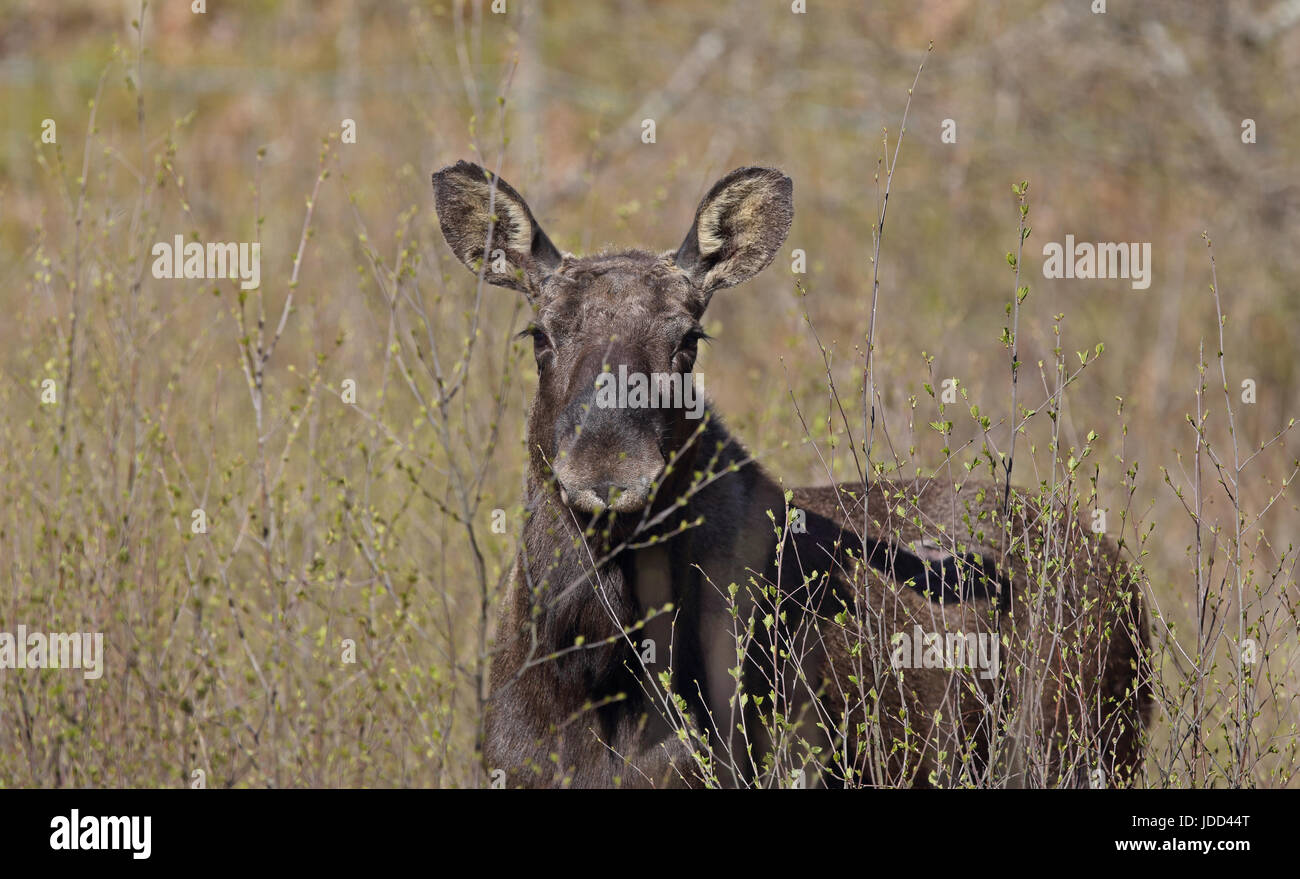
[0,0,1297,787]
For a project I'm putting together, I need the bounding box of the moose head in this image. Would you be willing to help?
[432,161,792,514]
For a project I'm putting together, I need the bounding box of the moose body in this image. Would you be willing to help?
[432,162,1151,788]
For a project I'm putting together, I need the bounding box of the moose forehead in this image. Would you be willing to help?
[534,250,703,336]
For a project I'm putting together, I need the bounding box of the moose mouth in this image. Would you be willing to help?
[557,481,653,514]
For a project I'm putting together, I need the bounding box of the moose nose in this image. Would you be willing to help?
[594,481,624,501]
[552,464,663,514]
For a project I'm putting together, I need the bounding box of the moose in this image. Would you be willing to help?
[432,161,1152,788]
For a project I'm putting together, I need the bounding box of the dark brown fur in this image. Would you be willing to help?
[432,161,1152,788]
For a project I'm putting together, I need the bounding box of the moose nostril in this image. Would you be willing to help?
[594,482,622,500]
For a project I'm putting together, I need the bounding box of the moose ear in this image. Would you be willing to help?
[673,166,793,295]
[432,160,562,295]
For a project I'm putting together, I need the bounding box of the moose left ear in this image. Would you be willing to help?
[673,166,793,295]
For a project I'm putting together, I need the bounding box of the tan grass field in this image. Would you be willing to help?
[0,0,1297,788]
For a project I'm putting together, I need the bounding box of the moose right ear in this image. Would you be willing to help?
[432,160,562,295]
[673,166,793,298]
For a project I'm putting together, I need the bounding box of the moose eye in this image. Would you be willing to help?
[672,328,708,373]
[518,324,554,366]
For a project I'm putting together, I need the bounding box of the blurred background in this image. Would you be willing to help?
[1,0,1297,787]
